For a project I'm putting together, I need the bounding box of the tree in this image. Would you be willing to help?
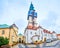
[0,37,9,46]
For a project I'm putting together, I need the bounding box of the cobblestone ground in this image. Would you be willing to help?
[12,40,60,48]
[45,40,60,46]
[11,44,19,48]
[42,40,60,48]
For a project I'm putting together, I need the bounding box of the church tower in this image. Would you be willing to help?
[24,3,42,43]
[27,3,38,29]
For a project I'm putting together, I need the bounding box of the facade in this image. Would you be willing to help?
[52,31,57,39]
[0,24,18,46]
[42,29,52,42]
[24,3,42,43]
[24,3,57,44]
[18,33,25,43]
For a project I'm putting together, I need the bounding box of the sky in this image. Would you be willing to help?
[0,0,60,34]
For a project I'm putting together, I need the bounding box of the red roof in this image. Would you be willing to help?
[27,25,40,30]
[27,25,54,34]
[57,34,60,36]
[43,29,52,34]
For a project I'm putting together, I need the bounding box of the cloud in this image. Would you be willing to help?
[43,11,60,34]
[0,0,28,24]
[39,11,60,33]
[0,0,60,34]
[0,0,29,34]
[55,16,60,26]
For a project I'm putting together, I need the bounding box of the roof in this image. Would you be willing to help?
[27,25,40,30]
[10,24,18,29]
[0,24,10,28]
[29,2,34,10]
[18,33,23,36]
[27,3,37,20]
[57,34,60,36]
[52,31,56,33]
[43,29,52,34]
[0,24,18,29]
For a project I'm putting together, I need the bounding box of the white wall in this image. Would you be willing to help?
[24,27,57,43]
[25,29,38,43]
[24,28,44,43]
[32,36,39,41]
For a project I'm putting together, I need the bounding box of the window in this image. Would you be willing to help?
[41,36,43,39]
[31,38,32,40]
[35,32,36,34]
[12,36,14,42]
[41,31,42,34]
[45,33,46,36]
[2,30,5,35]
[30,32,32,34]
[38,37,39,40]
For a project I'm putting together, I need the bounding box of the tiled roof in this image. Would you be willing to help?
[43,29,52,34]
[27,25,40,30]
[0,24,10,28]
[57,34,60,36]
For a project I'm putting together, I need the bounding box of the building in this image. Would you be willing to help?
[42,29,52,42]
[24,3,44,44]
[24,3,57,44]
[0,24,18,46]
[52,31,57,39]
[57,34,60,40]
[18,33,25,44]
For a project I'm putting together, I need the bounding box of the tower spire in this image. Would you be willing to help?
[27,3,38,28]
[27,2,37,20]
[29,2,35,10]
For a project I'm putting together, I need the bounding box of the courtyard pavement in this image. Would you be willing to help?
[12,40,60,48]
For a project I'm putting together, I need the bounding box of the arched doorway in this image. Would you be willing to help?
[22,40,24,43]
[19,38,21,43]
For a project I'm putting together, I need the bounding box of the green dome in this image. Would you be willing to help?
[18,33,22,36]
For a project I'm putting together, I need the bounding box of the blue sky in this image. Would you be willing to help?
[0,0,60,34]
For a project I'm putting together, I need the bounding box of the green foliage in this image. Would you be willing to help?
[0,37,9,46]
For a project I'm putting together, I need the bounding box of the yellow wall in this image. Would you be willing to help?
[0,27,18,46]
[18,36,25,43]
[0,28,10,38]
[9,28,18,45]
